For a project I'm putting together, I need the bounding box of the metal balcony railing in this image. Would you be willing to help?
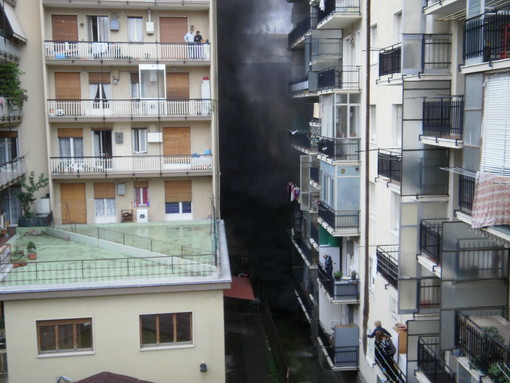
[289,76,309,95]
[376,245,398,289]
[457,312,510,379]
[420,219,445,265]
[318,137,360,161]
[377,150,402,182]
[47,99,212,119]
[290,230,314,265]
[464,11,510,62]
[374,339,407,382]
[418,278,441,312]
[459,174,475,215]
[418,337,456,383]
[317,66,360,91]
[50,155,212,176]
[318,322,359,369]
[422,96,464,138]
[289,130,316,151]
[0,156,26,189]
[318,263,359,302]
[318,202,359,232]
[44,40,211,61]
[379,43,401,77]
[408,34,452,73]
[0,98,22,123]
[311,38,343,61]
[288,17,311,47]
[317,0,361,24]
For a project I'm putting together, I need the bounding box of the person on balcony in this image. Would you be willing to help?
[323,254,333,280]
[184,26,195,59]
[194,30,203,59]
[375,331,398,382]
[367,320,391,338]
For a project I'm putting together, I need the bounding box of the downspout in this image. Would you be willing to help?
[362,0,371,355]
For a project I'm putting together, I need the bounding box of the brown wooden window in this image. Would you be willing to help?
[37,318,93,354]
[140,313,192,347]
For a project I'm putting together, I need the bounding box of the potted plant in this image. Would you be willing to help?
[333,271,343,281]
[26,241,37,260]
[19,255,27,267]
[351,270,358,280]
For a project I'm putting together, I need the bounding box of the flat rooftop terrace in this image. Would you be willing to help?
[0,220,230,294]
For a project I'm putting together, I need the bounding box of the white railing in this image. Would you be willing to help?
[50,155,212,175]
[44,41,211,62]
[0,157,26,189]
[0,98,22,122]
[47,99,212,119]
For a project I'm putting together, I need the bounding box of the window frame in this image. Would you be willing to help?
[134,186,149,207]
[139,312,193,349]
[36,318,93,355]
[132,128,147,154]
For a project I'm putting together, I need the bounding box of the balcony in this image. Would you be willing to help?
[289,229,316,265]
[318,264,359,303]
[49,155,212,178]
[47,99,212,121]
[421,96,464,143]
[420,219,445,265]
[373,341,406,382]
[318,202,359,236]
[318,322,359,370]
[288,17,312,48]
[379,43,401,77]
[376,245,398,289]
[464,11,510,65]
[44,41,210,64]
[289,130,318,153]
[311,38,343,64]
[0,156,25,191]
[377,150,401,182]
[318,137,360,162]
[310,165,320,184]
[310,221,320,246]
[289,76,309,96]
[0,37,19,62]
[457,311,510,381]
[42,0,210,7]
[316,0,361,30]
[423,0,465,18]
[458,173,475,215]
[417,337,456,383]
[317,66,360,92]
[0,99,22,124]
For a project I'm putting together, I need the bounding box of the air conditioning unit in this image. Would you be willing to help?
[136,208,149,223]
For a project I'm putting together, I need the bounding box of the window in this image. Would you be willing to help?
[132,128,147,153]
[165,180,192,217]
[127,17,143,42]
[165,201,191,214]
[59,137,83,158]
[140,313,192,347]
[95,198,115,217]
[370,24,378,64]
[37,318,93,354]
[134,182,149,207]
[370,105,376,143]
[0,136,18,163]
[87,16,109,42]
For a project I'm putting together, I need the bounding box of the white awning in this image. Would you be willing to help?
[2,2,27,43]
[440,167,476,178]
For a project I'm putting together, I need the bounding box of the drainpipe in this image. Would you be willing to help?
[362,0,371,356]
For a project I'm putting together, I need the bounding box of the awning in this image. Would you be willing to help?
[224,276,255,300]
[440,167,476,178]
[2,3,27,43]
[74,371,153,383]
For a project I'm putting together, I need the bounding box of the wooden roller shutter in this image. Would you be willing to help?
[51,15,78,41]
[134,181,148,188]
[58,128,83,138]
[163,127,190,155]
[89,72,111,84]
[0,131,17,138]
[60,183,86,224]
[94,182,115,198]
[159,17,187,43]
[130,73,139,83]
[55,72,81,100]
[166,73,189,100]
[165,180,191,202]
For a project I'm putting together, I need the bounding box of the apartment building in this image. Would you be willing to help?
[12,0,219,226]
[287,0,510,382]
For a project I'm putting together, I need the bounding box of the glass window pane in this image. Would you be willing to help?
[76,322,92,349]
[158,314,174,343]
[166,202,180,214]
[140,315,157,345]
[182,202,192,213]
[39,325,56,351]
[176,313,192,342]
[58,324,74,350]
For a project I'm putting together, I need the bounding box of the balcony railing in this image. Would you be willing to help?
[318,202,359,233]
[0,98,22,123]
[289,76,309,95]
[464,11,510,63]
[458,174,475,215]
[317,66,360,91]
[44,41,211,62]
[47,99,212,119]
[290,230,314,265]
[422,96,464,139]
[317,0,361,24]
[289,130,317,151]
[418,337,456,383]
[418,278,441,312]
[457,312,510,379]
[379,43,401,77]
[318,137,360,161]
[50,155,212,176]
[318,264,359,302]
[402,34,451,75]
[288,17,311,47]
[0,156,26,190]
[318,322,359,369]
[311,38,343,61]
[377,150,402,182]
[376,245,398,289]
[420,219,445,265]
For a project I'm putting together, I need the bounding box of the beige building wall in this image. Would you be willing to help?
[4,289,225,383]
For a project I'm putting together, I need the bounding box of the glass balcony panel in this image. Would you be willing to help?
[401,149,449,196]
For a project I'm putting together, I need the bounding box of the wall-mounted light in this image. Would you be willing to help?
[200,362,207,373]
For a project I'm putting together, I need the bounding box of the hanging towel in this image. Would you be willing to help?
[472,172,510,228]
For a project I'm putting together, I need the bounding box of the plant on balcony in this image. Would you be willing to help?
[334,271,343,281]
[351,270,358,280]
[0,62,28,109]
[26,241,37,260]
[16,172,49,218]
